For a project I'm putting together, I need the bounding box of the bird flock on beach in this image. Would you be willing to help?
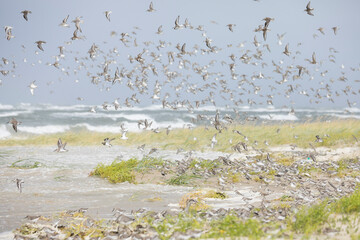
[2,1,360,193]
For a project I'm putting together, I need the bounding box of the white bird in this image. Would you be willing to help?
[105,11,112,21]
[90,106,97,113]
[120,123,128,140]
[28,81,37,95]
[59,15,70,27]
[211,134,217,149]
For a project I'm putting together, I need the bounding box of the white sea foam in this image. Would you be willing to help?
[0,110,33,118]
[75,123,123,133]
[0,125,11,139]
[329,114,360,119]
[259,114,298,121]
[345,107,360,113]
[20,125,70,134]
[52,112,154,122]
[0,104,14,110]
[43,104,90,111]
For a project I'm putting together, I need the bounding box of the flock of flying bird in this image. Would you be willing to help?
[1,1,358,110]
[2,2,360,193]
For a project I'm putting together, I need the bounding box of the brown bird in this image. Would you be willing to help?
[332,26,339,35]
[21,10,32,21]
[262,17,274,28]
[35,41,46,51]
[305,2,314,16]
[7,118,21,132]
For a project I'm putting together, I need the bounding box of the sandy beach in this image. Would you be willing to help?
[1,128,360,239]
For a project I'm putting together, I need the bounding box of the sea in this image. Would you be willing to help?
[1,103,360,139]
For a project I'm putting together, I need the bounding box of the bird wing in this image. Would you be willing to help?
[12,123,18,132]
[58,138,63,148]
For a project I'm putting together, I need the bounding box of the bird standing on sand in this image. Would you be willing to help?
[14,178,24,193]
[7,118,21,132]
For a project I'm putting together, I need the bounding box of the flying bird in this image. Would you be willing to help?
[7,118,21,132]
[147,2,155,12]
[226,24,236,32]
[105,11,112,21]
[59,15,70,27]
[283,44,291,56]
[21,10,32,21]
[54,138,68,152]
[28,81,37,95]
[102,138,115,147]
[35,41,46,51]
[305,2,314,16]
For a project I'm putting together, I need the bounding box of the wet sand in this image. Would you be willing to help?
[1,144,359,237]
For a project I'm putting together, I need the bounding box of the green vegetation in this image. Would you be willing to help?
[290,187,360,235]
[205,215,264,239]
[1,120,359,151]
[10,159,42,169]
[333,187,360,214]
[166,174,200,186]
[291,200,330,234]
[90,157,164,184]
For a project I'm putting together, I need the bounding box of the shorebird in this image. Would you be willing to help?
[5,27,14,40]
[14,178,24,193]
[305,52,317,64]
[59,15,70,27]
[147,2,155,12]
[54,138,68,152]
[332,27,339,35]
[148,147,158,155]
[21,10,32,21]
[173,15,182,30]
[305,2,314,16]
[7,118,21,132]
[137,144,145,152]
[102,138,115,147]
[226,24,236,32]
[156,25,163,34]
[283,44,291,56]
[105,11,112,21]
[277,33,286,45]
[315,135,323,143]
[262,17,274,28]
[72,16,84,32]
[35,41,46,51]
[211,134,217,149]
[166,125,171,135]
[120,123,128,140]
[113,98,120,110]
[317,27,325,35]
[28,81,37,95]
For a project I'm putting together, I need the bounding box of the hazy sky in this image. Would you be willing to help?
[0,0,359,108]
